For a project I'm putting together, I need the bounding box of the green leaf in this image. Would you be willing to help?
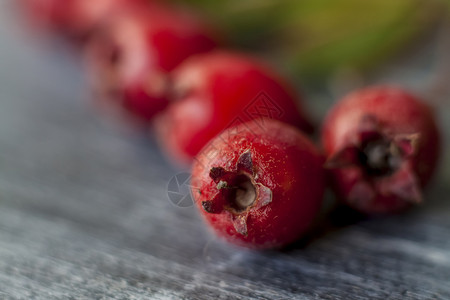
[176,0,448,82]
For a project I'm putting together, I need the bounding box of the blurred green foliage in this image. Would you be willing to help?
[177,0,448,83]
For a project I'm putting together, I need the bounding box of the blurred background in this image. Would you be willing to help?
[0,0,450,298]
[179,0,449,83]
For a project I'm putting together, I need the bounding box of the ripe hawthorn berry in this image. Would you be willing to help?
[155,51,314,166]
[321,86,441,214]
[191,119,325,249]
[84,1,218,124]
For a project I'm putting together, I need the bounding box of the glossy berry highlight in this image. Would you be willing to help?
[191,119,325,249]
[322,86,441,214]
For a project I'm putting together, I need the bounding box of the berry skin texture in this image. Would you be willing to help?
[321,86,441,214]
[191,119,325,249]
[155,51,314,166]
[84,1,218,124]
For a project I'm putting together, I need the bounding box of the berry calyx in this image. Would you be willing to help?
[191,119,325,249]
[322,86,441,214]
[200,151,272,235]
[326,115,422,204]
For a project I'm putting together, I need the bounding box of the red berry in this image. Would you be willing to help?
[321,86,441,214]
[191,119,325,249]
[19,0,137,41]
[84,1,218,124]
[155,51,314,166]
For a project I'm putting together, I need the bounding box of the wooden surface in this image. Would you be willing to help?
[1,1,450,299]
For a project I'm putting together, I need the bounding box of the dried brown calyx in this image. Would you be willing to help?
[202,150,272,235]
[326,115,422,204]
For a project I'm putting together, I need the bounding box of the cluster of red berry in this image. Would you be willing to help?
[20,0,441,250]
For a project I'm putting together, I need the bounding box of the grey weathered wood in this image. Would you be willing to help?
[1,1,450,299]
